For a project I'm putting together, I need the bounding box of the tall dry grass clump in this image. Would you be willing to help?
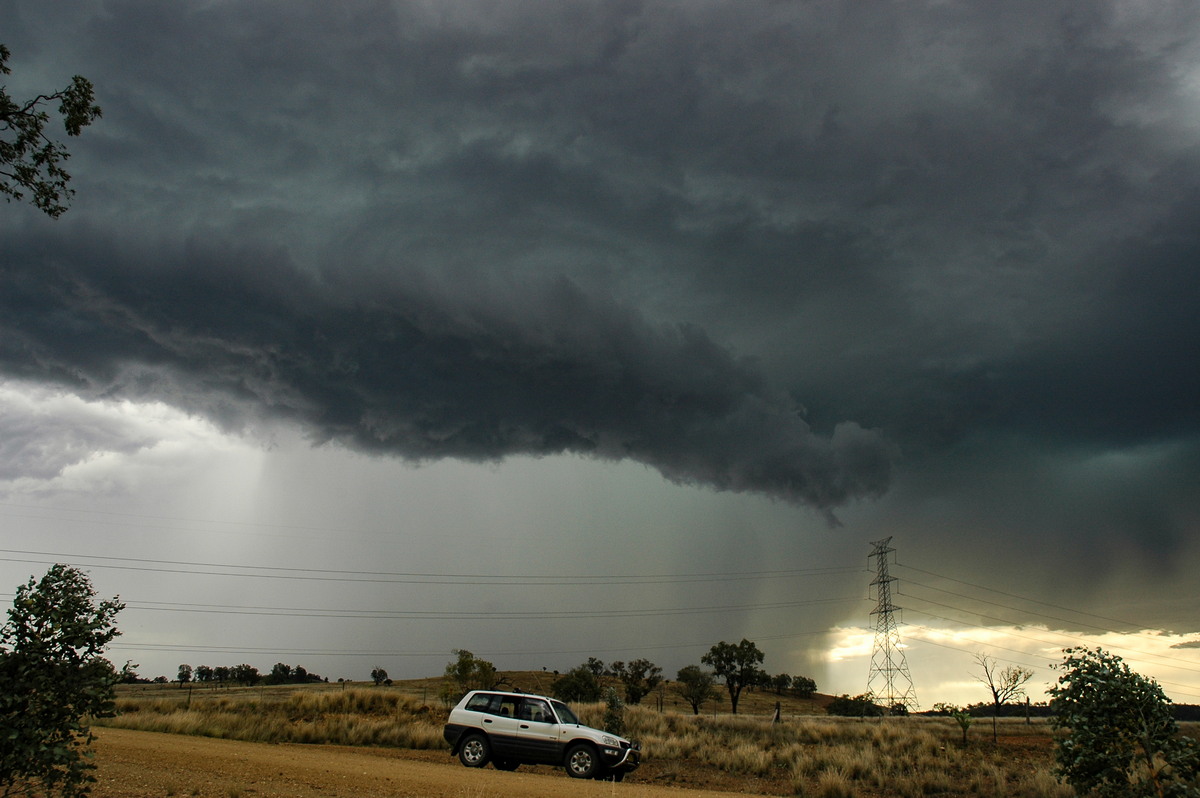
[574,702,1065,797]
[101,687,447,749]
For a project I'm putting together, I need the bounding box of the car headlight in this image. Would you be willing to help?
[602,735,618,747]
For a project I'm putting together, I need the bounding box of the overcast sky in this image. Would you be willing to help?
[2,0,1199,708]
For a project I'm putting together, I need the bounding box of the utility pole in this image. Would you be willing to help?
[867,537,918,713]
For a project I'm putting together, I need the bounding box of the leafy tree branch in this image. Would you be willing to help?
[0,44,102,218]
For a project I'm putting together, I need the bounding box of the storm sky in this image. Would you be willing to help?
[2,0,1199,706]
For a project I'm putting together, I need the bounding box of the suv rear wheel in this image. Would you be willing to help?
[565,743,600,779]
[458,734,491,768]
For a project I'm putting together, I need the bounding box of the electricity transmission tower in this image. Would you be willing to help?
[867,536,918,713]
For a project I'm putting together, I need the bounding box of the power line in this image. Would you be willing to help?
[109,627,839,661]
[120,594,860,621]
[901,621,1200,703]
[895,563,1152,631]
[0,549,862,586]
[897,580,1200,676]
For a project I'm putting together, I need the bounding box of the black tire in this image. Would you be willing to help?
[493,759,520,771]
[458,734,491,768]
[611,770,626,783]
[565,743,600,779]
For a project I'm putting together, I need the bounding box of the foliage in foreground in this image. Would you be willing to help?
[1050,647,1200,797]
[0,44,102,217]
[0,565,124,797]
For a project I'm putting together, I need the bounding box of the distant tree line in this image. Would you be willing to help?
[433,639,818,716]
[174,662,326,687]
[539,639,819,716]
[826,694,890,717]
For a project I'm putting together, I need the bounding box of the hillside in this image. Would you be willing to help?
[122,669,832,716]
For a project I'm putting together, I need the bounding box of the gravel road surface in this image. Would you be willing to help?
[90,727,750,798]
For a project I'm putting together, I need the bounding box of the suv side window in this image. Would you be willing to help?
[464,693,498,713]
[463,693,522,718]
[518,698,553,723]
[495,696,520,718]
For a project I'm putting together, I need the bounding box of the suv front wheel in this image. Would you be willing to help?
[565,743,602,779]
[458,734,491,768]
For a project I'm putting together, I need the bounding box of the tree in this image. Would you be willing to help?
[1049,647,1200,797]
[770,673,792,695]
[552,664,603,703]
[370,667,389,686]
[610,658,662,705]
[826,694,885,718]
[791,675,817,698]
[177,664,192,688]
[675,665,721,715]
[584,657,605,676]
[443,649,499,698]
[0,45,102,218]
[233,664,260,687]
[974,653,1033,743]
[268,662,292,685]
[933,702,974,745]
[118,659,141,684]
[701,639,764,714]
[0,564,123,797]
[194,665,213,685]
[603,687,626,737]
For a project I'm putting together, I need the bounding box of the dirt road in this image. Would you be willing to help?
[91,728,752,798]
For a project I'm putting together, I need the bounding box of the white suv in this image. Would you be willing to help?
[443,690,641,781]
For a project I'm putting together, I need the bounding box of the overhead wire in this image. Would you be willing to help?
[898,578,1200,676]
[6,537,1199,701]
[119,594,861,620]
[108,625,838,661]
[0,548,863,586]
[884,563,1200,701]
[896,563,1157,630]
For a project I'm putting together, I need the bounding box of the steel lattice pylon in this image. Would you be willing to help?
[867,537,918,713]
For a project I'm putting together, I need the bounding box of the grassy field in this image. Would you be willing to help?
[100,672,1074,797]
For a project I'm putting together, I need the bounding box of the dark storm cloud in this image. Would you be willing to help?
[3,1,1200,538]
[0,229,894,513]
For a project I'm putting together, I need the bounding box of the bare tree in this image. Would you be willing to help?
[975,653,1033,742]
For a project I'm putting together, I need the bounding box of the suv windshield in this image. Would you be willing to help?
[551,700,579,725]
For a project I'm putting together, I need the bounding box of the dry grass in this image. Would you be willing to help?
[571,702,1067,796]
[103,675,1079,797]
[103,685,448,749]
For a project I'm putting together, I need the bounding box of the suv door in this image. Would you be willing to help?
[468,693,524,760]
[514,697,565,764]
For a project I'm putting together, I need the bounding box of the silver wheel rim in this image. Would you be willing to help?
[463,739,485,764]
[569,748,593,775]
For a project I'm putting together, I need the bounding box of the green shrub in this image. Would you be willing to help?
[1049,647,1200,797]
